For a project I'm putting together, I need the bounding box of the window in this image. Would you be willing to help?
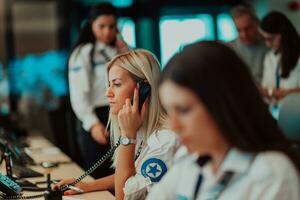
[118,17,136,48]
[217,13,237,42]
[159,15,214,67]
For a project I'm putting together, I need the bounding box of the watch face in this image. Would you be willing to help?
[121,137,130,145]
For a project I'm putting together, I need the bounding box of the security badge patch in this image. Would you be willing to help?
[141,158,167,182]
[70,66,81,73]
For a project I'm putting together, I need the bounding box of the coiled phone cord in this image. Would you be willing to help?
[60,137,121,192]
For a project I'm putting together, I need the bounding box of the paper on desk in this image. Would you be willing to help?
[25,146,61,155]
[64,196,83,200]
[36,196,83,200]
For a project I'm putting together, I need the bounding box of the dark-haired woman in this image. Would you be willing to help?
[260,11,300,102]
[68,2,128,178]
[147,41,300,200]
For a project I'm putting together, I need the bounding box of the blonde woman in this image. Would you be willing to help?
[56,49,179,200]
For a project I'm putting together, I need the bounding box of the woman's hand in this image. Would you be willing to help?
[91,122,109,144]
[54,178,90,196]
[273,89,289,100]
[118,87,146,138]
[116,38,129,53]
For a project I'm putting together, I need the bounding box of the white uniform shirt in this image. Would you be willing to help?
[147,148,300,200]
[262,51,300,89]
[124,129,180,200]
[68,42,118,131]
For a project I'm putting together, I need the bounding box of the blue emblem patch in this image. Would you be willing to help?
[141,158,167,182]
[70,66,82,72]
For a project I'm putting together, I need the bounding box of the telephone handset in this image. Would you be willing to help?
[136,80,151,112]
[0,173,22,196]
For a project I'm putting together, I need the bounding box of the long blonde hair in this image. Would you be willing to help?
[107,49,167,164]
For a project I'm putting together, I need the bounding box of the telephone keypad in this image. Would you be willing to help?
[0,173,22,195]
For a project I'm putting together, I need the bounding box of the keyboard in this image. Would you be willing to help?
[12,165,43,178]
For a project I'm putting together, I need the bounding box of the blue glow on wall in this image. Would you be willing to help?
[8,51,68,110]
[77,0,133,8]
[217,13,238,42]
[111,0,133,8]
[159,14,215,67]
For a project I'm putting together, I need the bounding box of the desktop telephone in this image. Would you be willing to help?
[0,173,22,196]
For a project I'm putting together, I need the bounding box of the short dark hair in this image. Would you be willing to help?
[260,11,300,78]
[161,41,300,173]
[230,2,259,22]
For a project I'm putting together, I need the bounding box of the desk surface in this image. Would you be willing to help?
[1,135,115,200]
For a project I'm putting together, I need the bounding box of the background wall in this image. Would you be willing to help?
[0,0,6,62]
[253,0,300,32]
[12,2,59,57]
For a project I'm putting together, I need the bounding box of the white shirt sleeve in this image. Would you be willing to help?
[68,45,99,131]
[249,153,300,200]
[294,59,300,88]
[250,175,299,200]
[262,51,275,88]
[146,165,178,200]
[123,130,179,200]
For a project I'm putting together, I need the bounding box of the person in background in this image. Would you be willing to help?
[229,2,268,84]
[147,41,300,200]
[57,50,179,200]
[260,11,300,102]
[68,2,128,178]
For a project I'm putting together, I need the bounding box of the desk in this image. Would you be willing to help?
[1,135,115,200]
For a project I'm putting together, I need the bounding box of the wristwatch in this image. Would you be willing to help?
[120,136,137,146]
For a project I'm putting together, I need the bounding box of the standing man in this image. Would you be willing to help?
[229,3,268,84]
